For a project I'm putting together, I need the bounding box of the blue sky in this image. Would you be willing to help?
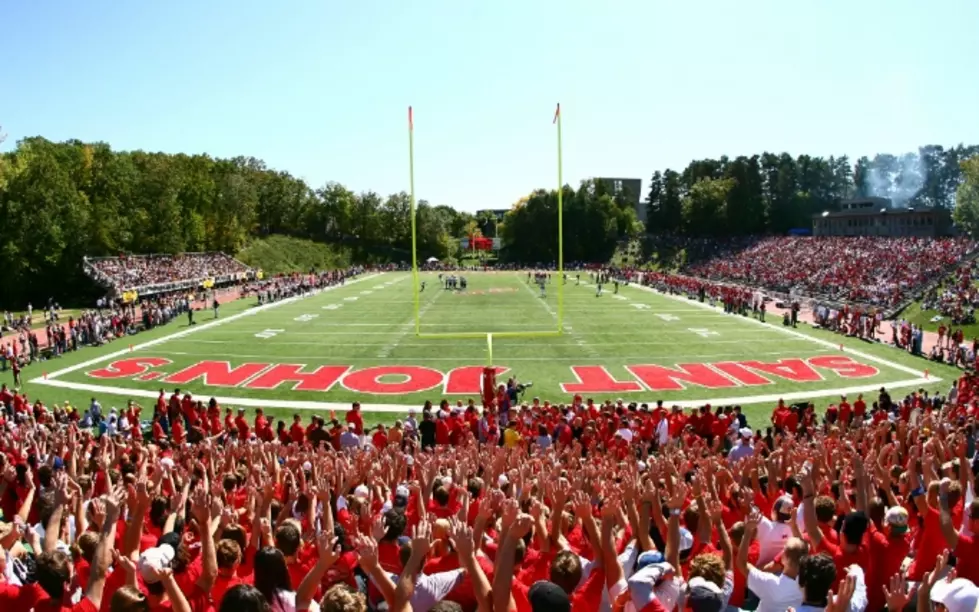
[3,0,978,212]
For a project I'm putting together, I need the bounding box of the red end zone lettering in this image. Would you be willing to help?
[443,366,511,395]
[561,366,643,394]
[625,364,737,392]
[739,359,823,383]
[342,366,443,395]
[82,355,883,397]
[163,361,270,387]
[244,364,350,392]
[807,355,879,378]
[88,357,172,379]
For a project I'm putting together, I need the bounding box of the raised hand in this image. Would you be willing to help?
[411,520,433,558]
[451,520,476,560]
[113,549,138,576]
[509,513,534,541]
[922,550,951,590]
[882,572,910,612]
[189,487,210,526]
[571,491,592,518]
[501,499,520,532]
[318,532,342,567]
[667,483,688,511]
[826,573,856,612]
[371,514,386,541]
[354,534,378,572]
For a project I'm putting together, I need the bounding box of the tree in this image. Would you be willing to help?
[680,177,735,235]
[953,156,979,236]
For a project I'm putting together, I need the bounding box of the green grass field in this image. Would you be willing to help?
[16,271,961,429]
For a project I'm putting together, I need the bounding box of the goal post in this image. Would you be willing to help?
[407,105,565,357]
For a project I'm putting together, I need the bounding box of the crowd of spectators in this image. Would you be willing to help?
[1,267,368,386]
[919,264,979,327]
[1,369,979,612]
[681,237,977,309]
[85,253,253,294]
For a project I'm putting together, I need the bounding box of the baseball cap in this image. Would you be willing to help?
[528,581,570,612]
[353,484,369,498]
[884,506,909,534]
[739,427,753,439]
[635,550,664,570]
[686,576,725,612]
[678,527,694,556]
[138,544,175,584]
[930,577,979,612]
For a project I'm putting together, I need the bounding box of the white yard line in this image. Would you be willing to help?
[377,287,444,358]
[150,348,832,362]
[517,276,599,357]
[30,273,384,382]
[181,334,809,342]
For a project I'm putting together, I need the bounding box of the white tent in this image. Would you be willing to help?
[425,257,439,263]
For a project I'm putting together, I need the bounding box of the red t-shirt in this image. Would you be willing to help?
[954,533,979,585]
[816,536,870,589]
[345,410,364,435]
[908,503,962,580]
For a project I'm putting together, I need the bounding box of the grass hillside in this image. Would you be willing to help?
[237,235,352,275]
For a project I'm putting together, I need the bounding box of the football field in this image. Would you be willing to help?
[30,271,948,425]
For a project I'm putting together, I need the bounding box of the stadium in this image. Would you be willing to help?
[4,4,979,612]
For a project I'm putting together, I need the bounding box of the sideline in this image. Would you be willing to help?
[30,273,383,382]
[622,282,941,382]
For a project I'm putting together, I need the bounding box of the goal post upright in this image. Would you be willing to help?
[408,104,565,344]
[408,106,420,336]
[555,102,564,335]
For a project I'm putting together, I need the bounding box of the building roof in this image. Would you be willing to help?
[813,206,948,219]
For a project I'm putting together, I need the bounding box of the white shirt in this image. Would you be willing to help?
[269,589,320,612]
[748,567,803,612]
[755,517,793,566]
[375,569,464,610]
[656,418,669,445]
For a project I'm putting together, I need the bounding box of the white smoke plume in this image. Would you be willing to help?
[867,152,926,208]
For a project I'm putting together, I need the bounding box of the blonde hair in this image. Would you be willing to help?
[689,553,726,588]
[320,584,367,612]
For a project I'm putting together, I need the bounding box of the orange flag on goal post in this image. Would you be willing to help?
[553,103,560,124]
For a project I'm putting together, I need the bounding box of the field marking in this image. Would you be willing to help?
[148,347,832,362]
[688,328,719,338]
[28,273,383,383]
[624,283,940,383]
[377,287,444,358]
[517,276,597,356]
[31,271,946,412]
[34,373,938,413]
[254,328,285,339]
[181,334,810,343]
